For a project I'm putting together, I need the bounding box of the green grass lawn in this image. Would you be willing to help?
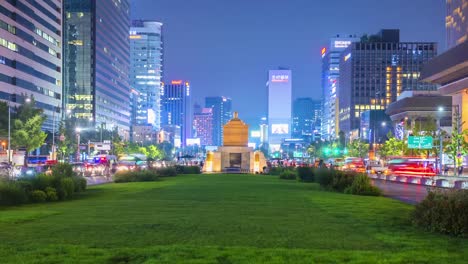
[0,174,467,263]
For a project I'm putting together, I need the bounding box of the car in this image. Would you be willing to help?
[342,157,366,173]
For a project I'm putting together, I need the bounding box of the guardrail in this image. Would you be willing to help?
[368,173,468,189]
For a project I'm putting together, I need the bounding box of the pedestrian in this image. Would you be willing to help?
[458,165,464,176]
[444,164,449,175]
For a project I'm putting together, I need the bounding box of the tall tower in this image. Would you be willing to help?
[161,80,192,147]
[320,34,360,140]
[205,96,232,146]
[267,69,292,151]
[129,20,164,138]
[446,0,468,49]
[0,0,63,132]
[63,0,131,138]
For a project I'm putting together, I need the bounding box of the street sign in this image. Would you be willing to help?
[408,136,433,149]
[293,151,303,158]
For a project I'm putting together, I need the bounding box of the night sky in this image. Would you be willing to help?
[132,0,445,124]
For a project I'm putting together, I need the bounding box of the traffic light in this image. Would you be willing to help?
[323,147,331,156]
[333,148,340,155]
[343,148,348,155]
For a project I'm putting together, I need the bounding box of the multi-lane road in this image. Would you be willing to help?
[371,179,429,204]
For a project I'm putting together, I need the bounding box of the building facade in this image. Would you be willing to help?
[267,69,292,150]
[321,35,360,140]
[422,1,468,142]
[446,0,468,49]
[205,96,232,146]
[292,98,321,141]
[338,29,438,135]
[129,20,163,133]
[0,0,63,131]
[161,80,191,147]
[63,0,131,137]
[193,107,214,146]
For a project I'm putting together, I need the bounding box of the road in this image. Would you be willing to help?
[371,179,429,205]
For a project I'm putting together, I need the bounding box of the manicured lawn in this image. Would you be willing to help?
[0,174,467,263]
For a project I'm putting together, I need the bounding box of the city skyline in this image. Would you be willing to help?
[132,0,446,121]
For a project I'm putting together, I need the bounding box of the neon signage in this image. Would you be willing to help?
[171,80,182,85]
[271,74,289,83]
[334,40,352,48]
[344,53,351,61]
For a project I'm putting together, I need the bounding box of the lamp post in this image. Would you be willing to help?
[7,100,11,164]
[76,128,81,162]
[438,105,461,176]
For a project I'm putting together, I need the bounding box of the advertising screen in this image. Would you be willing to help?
[271,124,289,134]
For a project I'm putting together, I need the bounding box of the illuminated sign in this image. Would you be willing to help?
[334,40,352,48]
[129,35,142,39]
[251,131,261,138]
[171,80,182,85]
[271,74,289,83]
[147,109,155,125]
[344,53,351,61]
[186,138,201,146]
[271,124,289,134]
[321,47,327,58]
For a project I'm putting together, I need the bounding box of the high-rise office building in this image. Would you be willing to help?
[267,69,292,150]
[205,96,232,146]
[63,0,131,137]
[161,80,191,147]
[193,107,214,146]
[338,29,438,135]
[446,0,468,49]
[292,98,321,140]
[129,20,163,132]
[421,1,468,137]
[0,0,62,131]
[321,35,360,140]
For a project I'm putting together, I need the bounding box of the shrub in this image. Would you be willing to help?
[51,163,75,178]
[268,167,285,176]
[114,171,159,183]
[30,190,47,203]
[0,181,28,205]
[181,166,201,174]
[30,173,54,191]
[344,174,381,196]
[72,177,87,192]
[316,169,356,193]
[412,189,468,237]
[58,178,75,200]
[315,168,333,187]
[114,171,137,183]
[297,167,314,182]
[45,187,58,201]
[330,170,356,193]
[135,171,158,182]
[156,167,177,177]
[279,170,297,180]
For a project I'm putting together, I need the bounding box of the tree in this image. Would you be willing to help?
[11,97,47,166]
[347,139,369,158]
[445,112,468,176]
[12,115,47,166]
[147,145,163,160]
[379,133,405,160]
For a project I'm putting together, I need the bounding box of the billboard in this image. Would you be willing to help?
[271,124,289,134]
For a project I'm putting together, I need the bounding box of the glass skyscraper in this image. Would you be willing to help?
[161,80,191,147]
[0,0,63,131]
[338,29,438,135]
[63,0,131,137]
[446,0,468,49]
[129,20,163,141]
[293,98,321,141]
[320,35,360,140]
[205,96,232,146]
